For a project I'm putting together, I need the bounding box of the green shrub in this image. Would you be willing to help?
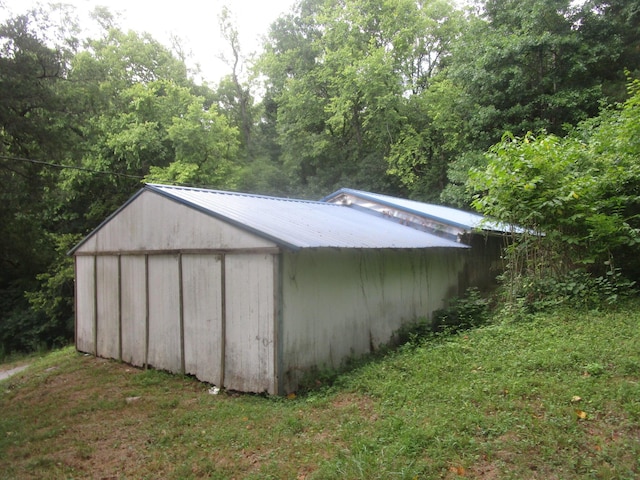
[0,282,73,358]
[469,79,640,298]
[498,268,637,316]
[431,287,490,333]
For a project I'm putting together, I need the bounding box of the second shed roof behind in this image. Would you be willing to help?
[322,188,514,242]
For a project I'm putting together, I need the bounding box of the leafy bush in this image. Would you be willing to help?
[497,268,637,316]
[431,288,490,333]
[468,79,640,287]
[0,287,68,357]
[1,234,77,357]
[25,235,77,350]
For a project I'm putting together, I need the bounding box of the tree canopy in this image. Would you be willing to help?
[0,0,638,353]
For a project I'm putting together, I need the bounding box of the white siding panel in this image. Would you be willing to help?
[147,255,182,373]
[280,249,467,392]
[96,256,120,360]
[120,255,147,367]
[224,254,275,394]
[75,256,96,354]
[76,190,276,253]
[182,254,223,385]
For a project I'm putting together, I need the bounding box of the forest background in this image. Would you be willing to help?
[1,0,639,354]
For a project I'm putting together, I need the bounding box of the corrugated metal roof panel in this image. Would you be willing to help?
[322,188,512,233]
[148,184,467,250]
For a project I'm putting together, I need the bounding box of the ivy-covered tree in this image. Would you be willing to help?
[462,0,604,134]
[578,0,640,102]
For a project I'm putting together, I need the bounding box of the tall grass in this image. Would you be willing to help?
[1,301,639,479]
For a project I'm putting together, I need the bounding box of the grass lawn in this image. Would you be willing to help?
[1,302,639,479]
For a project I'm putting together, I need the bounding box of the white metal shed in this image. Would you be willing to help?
[70,184,469,394]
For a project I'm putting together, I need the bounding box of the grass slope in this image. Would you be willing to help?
[1,304,639,479]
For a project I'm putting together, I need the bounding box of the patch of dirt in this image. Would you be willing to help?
[331,392,378,422]
[466,460,502,479]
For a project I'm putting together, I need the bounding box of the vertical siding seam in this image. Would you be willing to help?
[118,255,123,362]
[274,253,283,395]
[93,255,98,356]
[144,254,150,369]
[220,254,226,389]
[74,259,78,351]
[179,253,186,375]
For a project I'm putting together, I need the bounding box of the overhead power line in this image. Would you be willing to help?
[0,154,145,180]
[0,154,228,190]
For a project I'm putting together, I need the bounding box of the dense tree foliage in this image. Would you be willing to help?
[0,7,240,353]
[0,0,638,353]
[0,9,78,351]
[469,79,640,301]
[258,0,464,197]
[426,0,639,206]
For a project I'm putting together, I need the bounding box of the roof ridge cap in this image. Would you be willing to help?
[145,183,341,207]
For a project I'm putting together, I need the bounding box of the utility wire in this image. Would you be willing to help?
[0,154,145,180]
[0,154,229,190]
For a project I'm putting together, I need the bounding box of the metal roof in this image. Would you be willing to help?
[322,188,513,233]
[145,184,467,251]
